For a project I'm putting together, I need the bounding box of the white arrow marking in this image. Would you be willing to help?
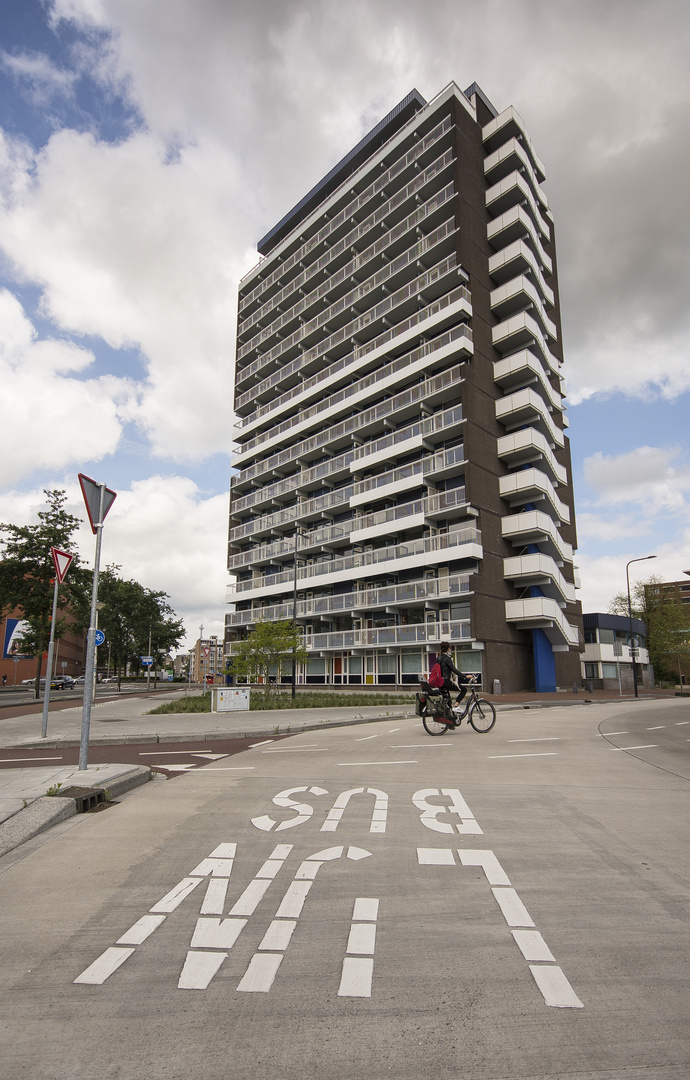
[178,951,228,990]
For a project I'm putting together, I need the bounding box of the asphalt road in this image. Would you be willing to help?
[1,697,688,1080]
[0,736,290,778]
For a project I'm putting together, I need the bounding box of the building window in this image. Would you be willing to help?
[585,663,598,679]
[602,664,618,679]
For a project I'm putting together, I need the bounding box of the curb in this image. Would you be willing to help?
[0,765,151,858]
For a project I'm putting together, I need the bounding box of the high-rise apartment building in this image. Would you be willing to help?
[226,81,582,693]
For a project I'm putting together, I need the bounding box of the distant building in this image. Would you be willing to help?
[173,653,191,678]
[1,609,86,686]
[581,613,651,692]
[226,81,582,693]
[644,579,690,610]
[191,635,224,683]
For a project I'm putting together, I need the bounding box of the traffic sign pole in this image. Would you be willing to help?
[79,482,113,771]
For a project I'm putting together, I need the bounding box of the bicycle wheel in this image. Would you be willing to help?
[469,698,496,732]
[422,707,451,736]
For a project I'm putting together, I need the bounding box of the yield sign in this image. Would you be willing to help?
[51,547,73,584]
[78,473,117,534]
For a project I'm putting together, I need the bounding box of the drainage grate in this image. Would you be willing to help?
[58,786,106,812]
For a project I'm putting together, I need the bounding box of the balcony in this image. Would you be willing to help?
[496,428,567,486]
[304,620,472,653]
[493,348,562,395]
[484,137,548,198]
[499,468,570,524]
[501,509,573,566]
[503,553,576,605]
[504,596,579,649]
[485,172,550,240]
[488,239,554,304]
[495,388,564,448]
[482,106,546,181]
[226,571,472,626]
[490,278,557,338]
[226,527,483,602]
[491,310,557,361]
[487,205,552,273]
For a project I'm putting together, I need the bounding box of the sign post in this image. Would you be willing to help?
[78,474,116,771]
[41,547,74,739]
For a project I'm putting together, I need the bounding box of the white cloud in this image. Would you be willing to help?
[1,50,76,104]
[583,446,690,512]
[0,289,132,485]
[0,476,230,649]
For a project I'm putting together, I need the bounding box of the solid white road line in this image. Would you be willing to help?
[507,738,560,743]
[74,947,135,985]
[261,748,326,753]
[355,734,380,741]
[0,756,63,762]
[529,964,583,1008]
[609,744,657,751]
[139,749,212,755]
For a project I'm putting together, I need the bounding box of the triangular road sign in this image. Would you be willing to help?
[51,547,74,584]
[78,473,117,534]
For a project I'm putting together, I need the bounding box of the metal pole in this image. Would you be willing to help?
[626,555,656,699]
[147,625,151,691]
[79,484,106,771]
[40,574,60,739]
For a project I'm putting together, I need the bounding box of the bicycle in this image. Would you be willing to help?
[416,676,496,736]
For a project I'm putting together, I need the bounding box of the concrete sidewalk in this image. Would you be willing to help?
[0,685,674,860]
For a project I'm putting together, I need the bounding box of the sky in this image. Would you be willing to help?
[1,0,689,650]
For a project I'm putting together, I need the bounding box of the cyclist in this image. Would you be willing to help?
[437,641,475,717]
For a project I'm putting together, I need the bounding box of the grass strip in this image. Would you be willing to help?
[148,691,410,714]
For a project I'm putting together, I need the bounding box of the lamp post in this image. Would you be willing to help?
[291,527,301,699]
[626,555,656,698]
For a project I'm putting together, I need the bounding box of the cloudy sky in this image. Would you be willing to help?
[1,0,689,648]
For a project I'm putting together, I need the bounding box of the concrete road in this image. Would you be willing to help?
[1,698,688,1080]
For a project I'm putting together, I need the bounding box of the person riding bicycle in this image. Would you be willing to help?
[438,641,475,715]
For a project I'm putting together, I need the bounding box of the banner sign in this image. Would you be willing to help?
[3,619,31,659]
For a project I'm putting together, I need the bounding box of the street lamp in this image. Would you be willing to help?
[291,527,302,699]
[626,555,656,698]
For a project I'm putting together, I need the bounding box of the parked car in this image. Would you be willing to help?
[50,676,74,689]
[72,675,86,684]
[101,676,118,683]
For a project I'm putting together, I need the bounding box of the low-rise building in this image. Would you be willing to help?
[190,635,224,683]
[581,613,651,692]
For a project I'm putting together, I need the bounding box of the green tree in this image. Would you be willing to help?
[609,575,690,684]
[228,621,308,705]
[98,566,184,689]
[0,491,89,698]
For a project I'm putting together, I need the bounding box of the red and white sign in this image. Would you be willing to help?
[51,547,74,584]
[78,473,117,535]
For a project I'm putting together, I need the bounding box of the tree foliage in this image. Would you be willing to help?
[609,574,690,683]
[98,566,185,688]
[228,621,308,704]
[0,490,89,697]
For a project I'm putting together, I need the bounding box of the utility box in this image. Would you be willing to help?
[211,687,250,712]
[492,679,502,696]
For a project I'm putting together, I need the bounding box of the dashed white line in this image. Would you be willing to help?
[488,752,558,760]
[116,915,166,945]
[609,744,657,751]
[0,756,63,762]
[261,748,326,753]
[337,760,417,766]
[529,965,583,1008]
[507,738,560,743]
[646,726,665,730]
[74,947,134,985]
[237,953,283,992]
[355,734,380,741]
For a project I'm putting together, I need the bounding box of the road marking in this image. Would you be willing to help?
[151,763,197,771]
[676,721,690,725]
[261,748,327,753]
[250,740,274,747]
[416,846,583,1008]
[507,738,560,743]
[200,879,229,914]
[150,878,202,913]
[609,745,657,751]
[491,888,535,927]
[116,915,166,945]
[388,728,401,733]
[338,760,417,766]
[178,951,228,990]
[338,957,374,997]
[196,766,256,771]
[488,753,558,759]
[252,786,328,832]
[321,787,388,833]
[646,726,665,730]
[511,930,556,962]
[413,789,482,835]
[0,756,63,762]
[603,731,629,735]
[529,965,583,1008]
[338,897,380,997]
[237,953,283,992]
[190,917,246,949]
[258,920,297,951]
[355,734,379,741]
[139,749,213,755]
[390,743,446,748]
[74,947,134,985]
